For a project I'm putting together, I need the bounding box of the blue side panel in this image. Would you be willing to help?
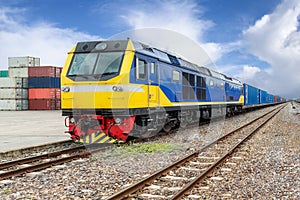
[159,63,181,102]
[243,83,259,105]
[260,90,267,104]
[28,77,60,88]
[225,82,243,102]
[208,79,225,102]
[267,93,274,103]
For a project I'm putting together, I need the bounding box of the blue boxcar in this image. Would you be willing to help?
[28,77,60,88]
[259,90,268,104]
[267,93,274,103]
[243,84,259,105]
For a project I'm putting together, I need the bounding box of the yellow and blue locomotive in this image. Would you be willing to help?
[61,39,244,143]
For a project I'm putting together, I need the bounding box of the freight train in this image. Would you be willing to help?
[61,39,284,143]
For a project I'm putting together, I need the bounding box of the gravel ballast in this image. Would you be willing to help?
[0,104,298,199]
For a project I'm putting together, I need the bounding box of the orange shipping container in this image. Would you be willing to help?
[28,88,60,99]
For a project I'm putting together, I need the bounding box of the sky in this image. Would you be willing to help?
[0,0,299,99]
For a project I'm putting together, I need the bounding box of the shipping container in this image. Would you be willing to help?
[0,99,28,110]
[28,99,57,110]
[243,84,259,105]
[8,56,40,67]
[28,88,60,99]
[56,99,61,110]
[0,77,28,88]
[55,67,62,77]
[274,95,279,103]
[267,93,274,103]
[28,66,56,77]
[8,66,29,78]
[0,70,8,77]
[259,90,268,104]
[28,77,60,88]
[0,88,28,99]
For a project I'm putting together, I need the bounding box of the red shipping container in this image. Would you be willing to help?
[274,96,279,103]
[56,99,61,110]
[28,88,61,99]
[28,99,56,110]
[56,89,61,99]
[28,66,56,77]
[55,67,63,77]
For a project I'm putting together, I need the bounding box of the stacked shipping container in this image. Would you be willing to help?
[0,56,62,110]
[0,77,28,110]
[28,66,61,110]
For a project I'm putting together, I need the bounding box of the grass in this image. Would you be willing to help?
[103,142,183,158]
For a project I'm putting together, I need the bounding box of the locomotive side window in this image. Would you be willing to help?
[182,72,195,100]
[136,58,147,80]
[209,79,214,87]
[196,76,206,100]
[150,62,155,74]
[172,70,180,82]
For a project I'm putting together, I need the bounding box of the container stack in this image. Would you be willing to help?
[0,56,62,111]
[28,66,61,110]
[0,56,38,110]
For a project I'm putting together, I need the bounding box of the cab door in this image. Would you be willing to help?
[148,60,159,107]
[134,54,159,108]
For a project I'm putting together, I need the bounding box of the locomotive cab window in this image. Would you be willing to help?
[136,58,147,80]
[67,51,124,81]
[172,70,180,82]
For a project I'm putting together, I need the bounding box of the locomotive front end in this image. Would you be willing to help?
[61,40,136,143]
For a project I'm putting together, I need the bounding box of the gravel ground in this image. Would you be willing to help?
[1,104,298,199]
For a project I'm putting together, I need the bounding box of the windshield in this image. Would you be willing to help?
[67,52,124,79]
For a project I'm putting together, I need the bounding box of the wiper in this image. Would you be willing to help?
[93,72,117,79]
[101,72,117,76]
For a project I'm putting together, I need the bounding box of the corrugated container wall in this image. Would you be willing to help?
[0,77,28,88]
[28,77,60,88]
[260,90,268,104]
[8,67,29,78]
[0,100,28,110]
[0,70,8,77]
[8,56,40,67]
[0,88,27,99]
[28,99,60,110]
[28,66,61,77]
[243,84,259,105]
[29,88,60,99]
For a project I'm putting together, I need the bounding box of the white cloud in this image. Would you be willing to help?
[243,0,300,98]
[120,0,225,66]
[0,7,100,69]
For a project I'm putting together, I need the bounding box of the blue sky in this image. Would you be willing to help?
[0,0,299,99]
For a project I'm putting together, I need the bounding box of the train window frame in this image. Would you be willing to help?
[136,58,147,80]
[172,70,180,82]
[220,82,224,90]
[150,62,155,74]
[209,79,214,87]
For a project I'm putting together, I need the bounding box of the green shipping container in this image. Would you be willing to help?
[0,70,8,77]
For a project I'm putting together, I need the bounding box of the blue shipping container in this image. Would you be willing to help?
[243,84,259,105]
[259,90,268,104]
[28,77,60,88]
[267,93,274,103]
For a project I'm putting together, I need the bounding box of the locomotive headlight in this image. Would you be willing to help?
[70,117,75,124]
[112,86,123,92]
[115,117,122,124]
[112,86,118,91]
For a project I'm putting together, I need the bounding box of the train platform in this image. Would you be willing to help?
[0,110,69,152]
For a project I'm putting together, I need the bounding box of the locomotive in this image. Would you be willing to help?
[61,39,279,144]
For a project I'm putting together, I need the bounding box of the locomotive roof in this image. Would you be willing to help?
[74,39,241,85]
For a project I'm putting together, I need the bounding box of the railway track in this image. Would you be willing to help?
[0,143,113,181]
[106,104,285,199]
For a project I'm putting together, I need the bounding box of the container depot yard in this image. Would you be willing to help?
[0,110,68,152]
